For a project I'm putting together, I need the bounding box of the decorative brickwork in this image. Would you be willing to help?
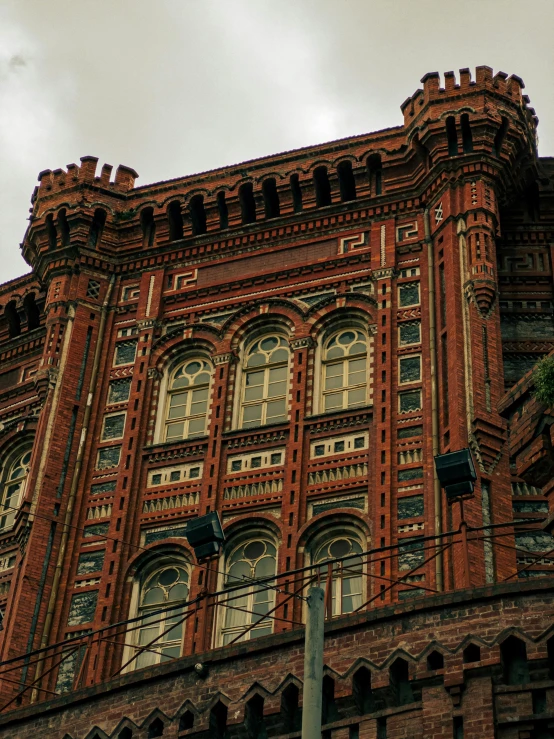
[0,66,553,737]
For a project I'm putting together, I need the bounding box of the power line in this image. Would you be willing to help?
[0,519,542,673]
[0,502,299,599]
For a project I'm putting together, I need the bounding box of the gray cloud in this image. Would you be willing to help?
[1,0,553,283]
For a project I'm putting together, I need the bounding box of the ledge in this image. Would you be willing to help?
[1,577,554,727]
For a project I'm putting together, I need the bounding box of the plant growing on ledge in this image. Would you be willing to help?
[534,355,554,408]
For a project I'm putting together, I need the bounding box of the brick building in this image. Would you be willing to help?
[0,66,553,738]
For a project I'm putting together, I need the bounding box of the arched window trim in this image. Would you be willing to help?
[123,553,192,673]
[312,317,374,416]
[154,351,214,444]
[215,528,279,647]
[232,329,292,430]
[305,523,367,618]
[0,444,33,531]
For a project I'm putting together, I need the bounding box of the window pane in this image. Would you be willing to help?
[325,373,344,390]
[348,372,366,387]
[324,393,343,411]
[243,405,262,423]
[244,384,264,402]
[269,366,287,382]
[166,422,185,439]
[347,388,366,406]
[255,556,276,578]
[399,356,421,384]
[326,363,343,378]
[169,391,188,409]
[187,418,206,435]
[271,348,288,363]
[267,380,286,398]
[266,399,286,420]
[138,626,159,645]
[192,387,208,402]
[348,358,367,374]
[190,399,208,416]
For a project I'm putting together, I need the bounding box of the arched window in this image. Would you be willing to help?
[220,537,277,645]
[0,449,32,530]
[164,359,212,441]
[240,336,289,428]
[321,329,369,412]
[133,563,190,669]
[313,533,363,616]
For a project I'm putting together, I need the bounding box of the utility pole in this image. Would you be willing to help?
[301,587,325,739]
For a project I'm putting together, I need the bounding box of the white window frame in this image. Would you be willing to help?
[215,535,278,647]
[161,357,213,443]
[234,334,291,430]
[307,528,366,618]
[0,448,32,531]
[320,328,370,414]
[123,558,191,673]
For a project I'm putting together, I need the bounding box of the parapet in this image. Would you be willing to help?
[36,156,139,198]
[401,66,536,129]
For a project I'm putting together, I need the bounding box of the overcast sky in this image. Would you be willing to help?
[1,0,553,284]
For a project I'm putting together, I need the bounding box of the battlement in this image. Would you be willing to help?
[401,66,537,129]
[35,156,138,199]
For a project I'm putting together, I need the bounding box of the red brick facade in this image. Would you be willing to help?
[0,66,553,738]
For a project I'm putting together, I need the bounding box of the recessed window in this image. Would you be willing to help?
[221,538,276,645]
[398,282,420,308]
[0,449,31,530]
[240,336,289,428]
[96,446,121,470]
[399,355,421,384]
[114,340,137,366]
[132,564,190,669]
[251,457,262,468]
[399,321,421,346]
[314,445,325,457]
[107,378,132,405]
[231,460,242,472]
[334,441,345,453]
[354,437,365,449]
[270,452,282,465]
[399,389,422,414]
[86,280,101,300]
[313,535,363,615]
[322,329,369,412]
[101,413,126,441]
[189,467,200,478]
[170,471,180,482]
[165,359,212,442]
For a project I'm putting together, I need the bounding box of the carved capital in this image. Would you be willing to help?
[290,337,316,351]
[147,367,163,381]
[137,319,158,331]
[373,268,395,281]
[213,352,237,366]
[33,367,58,400]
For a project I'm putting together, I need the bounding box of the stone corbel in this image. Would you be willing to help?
[213,351,238,366]
[290,337,316,351]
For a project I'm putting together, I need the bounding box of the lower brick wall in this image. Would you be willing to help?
[0,580,553,739]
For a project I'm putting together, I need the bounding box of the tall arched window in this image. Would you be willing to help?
[164,359,212,441]
[220,537,277,645]
[313,533,363,616]
[133,563,190,669]
[322,329,368,412]
[0,449,32,530]
[240,336,289,428]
